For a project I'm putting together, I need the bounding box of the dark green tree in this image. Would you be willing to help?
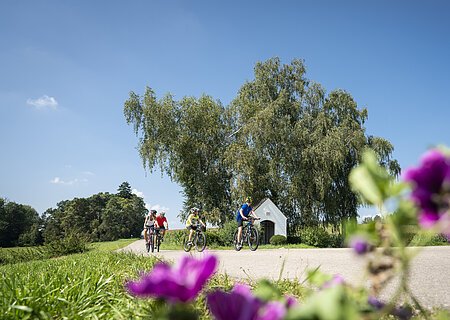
[117,182,133,199]
[41,185,146,243]
[0,198,41,247]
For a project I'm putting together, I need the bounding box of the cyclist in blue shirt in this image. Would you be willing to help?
[236,196,259,248]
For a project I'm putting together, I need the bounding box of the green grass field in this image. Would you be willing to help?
[2,239,448,319]
[0,239,309,319]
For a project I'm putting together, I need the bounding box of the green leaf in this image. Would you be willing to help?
[305,268,332,287]
[253,279,282,302]
[349,166,383,205]
[11,305,33,312]
[285,286,359,320]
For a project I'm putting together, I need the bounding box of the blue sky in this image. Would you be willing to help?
[1,1,449,228]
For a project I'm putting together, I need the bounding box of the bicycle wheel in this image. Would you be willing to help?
[248,227,259,251]
[195,231,206,252]
[156,234,161,252]
[150,234,155,253]
[233,229,242,251]
[183,235,192,252]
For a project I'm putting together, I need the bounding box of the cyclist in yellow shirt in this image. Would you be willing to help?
[185,207,206,245]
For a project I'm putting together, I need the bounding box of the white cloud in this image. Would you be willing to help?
[149,204,170,213]
[27,95,58,110]
[50,177,62,184]
[50,177,87,185]
[132,188,144,198]
[82,171,95,176]
[131,189,170,214]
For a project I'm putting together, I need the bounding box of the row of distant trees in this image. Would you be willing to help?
[124,57,400,232]
[0,182,147,247]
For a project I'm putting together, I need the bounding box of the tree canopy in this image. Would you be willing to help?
[43,182,147,242]
[124,57,400,231]
[0,198,42,247]
[1,182,149,247]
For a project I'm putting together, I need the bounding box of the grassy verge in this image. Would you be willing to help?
[0,249,307,319]
[89,238,140,251]
[1,240,448,319]
[0,238,138,266]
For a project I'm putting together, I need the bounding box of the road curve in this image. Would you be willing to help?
[119,241,450,309]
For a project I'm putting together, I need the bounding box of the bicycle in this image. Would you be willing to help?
[183,223,207,252]
[145,227,155,253]
[234,217,260,251]
[154,228,164,252]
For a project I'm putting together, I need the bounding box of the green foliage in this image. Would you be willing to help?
[44,233,89,257]
[299,227,342,248]
[349,150,405,211]
[0,247,48,265]
[217,220,238,246]
[0,198,42,247]
[269,234,287,245]
[0,251,157,319]
[163,228,230,248]
[42,182,147,244]
[124,58,399,230]
[410,231,449,246]
[205,229,223,247]
[89,238,139,251]
[287,235,301,244]
[163,229,186,246]
[117,181,133,199]
[286,286,360,320]
[124,89,231,224]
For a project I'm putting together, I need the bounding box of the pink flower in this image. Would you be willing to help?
[404,149,450,235]
[206,283,287,320]
[322,274,345,289]
[126,254,218,303]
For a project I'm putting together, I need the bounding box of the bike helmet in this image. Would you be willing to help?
[160,211,165,216]
[150,209,157,215]
[245,196,252,203]
[190,207,200,214]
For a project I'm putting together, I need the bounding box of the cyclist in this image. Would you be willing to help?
[186,207,206,245]
[236,196,259,248]
[143,210,157,243]
[155,211,169,241]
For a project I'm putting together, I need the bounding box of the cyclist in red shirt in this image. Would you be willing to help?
[155,211,168,240]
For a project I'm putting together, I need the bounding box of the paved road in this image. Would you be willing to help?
[119,241,450,309]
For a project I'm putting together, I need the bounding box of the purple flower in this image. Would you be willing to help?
[321,274,345,289]
[368,296,384,310]
[206,284,287,320]
[349,236,371,255]
[285,294,298,308]
[258,301,286,320]
[207,284,262,320]
[126,254,218,303]
[404,149,450,230]
[368,296,413,320]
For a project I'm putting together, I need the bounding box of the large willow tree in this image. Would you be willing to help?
[124,58,400,230]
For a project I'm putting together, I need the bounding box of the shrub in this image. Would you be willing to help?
[205,229,223,247]
[328,233,344,248]
[287,235,301,244]
[45,233,88,257]
[163,229,186,246]
[269,235,287,245]
[0,247,48,265]
[410,231,449,246]
[299,227,332,248]
[217,220,238,246]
